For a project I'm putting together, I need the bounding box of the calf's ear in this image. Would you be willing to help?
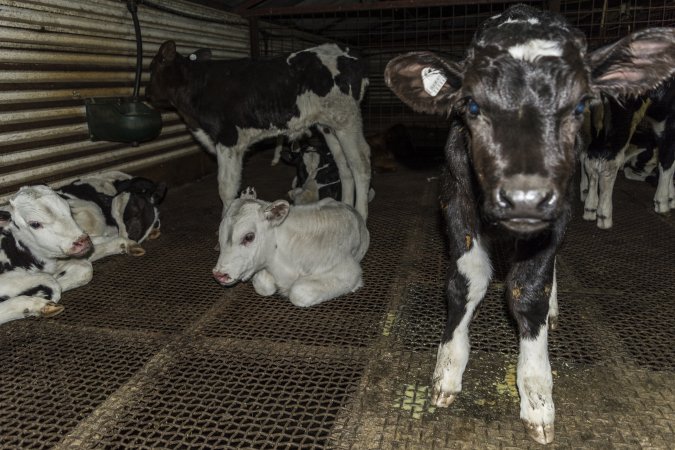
[158,40,177,63]
[152,182,168,205]
[588,28,675,97]
[264,200,290,227]
[385,51,463,115]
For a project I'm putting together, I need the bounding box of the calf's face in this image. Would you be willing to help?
[385,13,675,235]
[7,186,91,258]
[213,196,290,286]
[146,40,213,110]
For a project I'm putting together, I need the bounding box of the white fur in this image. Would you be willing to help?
[508,39,562,61]
[548,259,558,328]
[0,186,93,326]
[433,237,492,406]
[518,326,555,444]
[214,195,369,307]
[582,143,631,229]
[191,128,217,155]
[655,163,675,212]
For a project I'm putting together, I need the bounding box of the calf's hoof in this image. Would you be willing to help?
[148,228,161,240]
[654,201,671,214]
[582,208,596,221]
[129,244,146,257]
[548,316,558,331]
[432,390,458,408]
[40,302,65,318]
[524,421,554,445]
[596,216,612,230]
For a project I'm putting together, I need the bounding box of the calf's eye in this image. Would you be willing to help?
[29,221,42,229]
[241,232,255,245]
[574,100,586,116]
[467,99,480,116]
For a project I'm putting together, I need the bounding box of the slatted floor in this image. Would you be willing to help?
[1,150,673,449]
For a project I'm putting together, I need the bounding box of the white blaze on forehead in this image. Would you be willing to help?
[508,39,562,61]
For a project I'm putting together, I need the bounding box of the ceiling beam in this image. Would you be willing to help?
[232,0,269,14]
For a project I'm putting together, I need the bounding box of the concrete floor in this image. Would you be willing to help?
[1,150,673,449]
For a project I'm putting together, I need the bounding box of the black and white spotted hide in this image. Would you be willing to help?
[385,4,675,444]
[282,127,341,205]
[624,79,675,214]
[1,185,94,325]
[147,41,371,221]
[58,171,167,261]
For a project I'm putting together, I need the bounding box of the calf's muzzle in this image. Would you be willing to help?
[68,235,93,257]
[213,269,234,286]
[491,175,559,234]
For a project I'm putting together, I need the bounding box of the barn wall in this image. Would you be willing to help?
[0,0,249,204]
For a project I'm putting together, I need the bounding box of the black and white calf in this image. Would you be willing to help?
[146,41,371,220]
[58,171,167,261]
[281,127,342,205]
[385,4,674,444]
[581,79,675,228]
[580,95,649,228]
[0,185,93,325]
[625,80,675,214]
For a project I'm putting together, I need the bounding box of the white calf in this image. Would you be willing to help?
[0,185,93,325]
[212,188,369,307]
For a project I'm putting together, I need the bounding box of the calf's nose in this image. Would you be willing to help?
[69,235,92,256]
[212,269,232,285]
[495,175,557,218]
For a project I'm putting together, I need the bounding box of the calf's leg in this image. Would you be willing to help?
[0,296,64,325]
[433,235,491,406]
[88,236,143,262]
[579,152,589,202]
[333,120,372,220]
[318,126,355,208]
[654,119,675,212]
[288,258,362,307]
[216,144,246,216]
[582,158,600,221]
[252,269,277,296]
[508,237,561,444]
[596,153,624,229]
[54,259,93,292]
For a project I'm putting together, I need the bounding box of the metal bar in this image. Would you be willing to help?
[242,0,522,17]
[249,17,260,58]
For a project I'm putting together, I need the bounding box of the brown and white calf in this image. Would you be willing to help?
[385,4,674,444]
[0,186,93,325]
[146,41,371,220]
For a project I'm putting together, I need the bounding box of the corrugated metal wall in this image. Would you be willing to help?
[0,0,249,203]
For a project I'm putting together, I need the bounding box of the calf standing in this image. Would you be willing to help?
[0,186,93,325]
[385,4,674,444]
[212,188,369,307]
[582,79,675,228]
[147,41,371,220]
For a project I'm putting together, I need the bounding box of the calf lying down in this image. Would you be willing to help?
[58,171,167,261]
[212,188,369,307]
[0,185,93,325]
